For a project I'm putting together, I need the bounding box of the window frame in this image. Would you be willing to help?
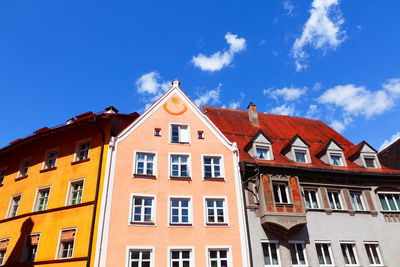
[169,123,190,144]
[205,246,232,267]
[288,240,308,267]
[349,191,366,211]
[17,157,31,178]
[7,193,22,218]
[294,149,308,163]
[0,238,9,266]
[272,182,291,205]
[73,138,91,162]
[255,145,271,160]
[65,178,85,206]
[133,151,158,177]
[303,188,320,210]
[168,196,193,226]
[329,153,344,166]
[364,241,383,266]
[55,227,77,260]
[24,233,40,262]
[0,166,7,186]
[327,190,344,210]
[315,241,334,266]
[339,241,359,266]
[363,156,378,168]
[377,191,400,211]
[126,246,155,267]
[202,154,225,180]
[168,246,195,267]
[32,186,51,212]
[203,196,229,226]
[261,240,281,266]
[129,193,156,225]
[42,148,59,170]
[168,153,192,179]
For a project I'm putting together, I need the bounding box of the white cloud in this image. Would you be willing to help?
[192,32,246,72]
[284,1,295,16]
[194,83,222,107]
[380,132,400,151]
[264,86,307,101]
[136,71,170,95]
[270,104,296,116]
[292,0,346,71]
[226,92,245,109]
[305,104,319,118]
[330,119,346,132]
[312,82,323,91]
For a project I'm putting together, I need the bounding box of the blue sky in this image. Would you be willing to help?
[1,0,399,151]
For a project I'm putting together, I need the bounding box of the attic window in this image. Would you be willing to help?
[154,128,161,136]
[364,157,376,168]
[256,147,269,160]
[295,150,307,163]
[330,154,343,166]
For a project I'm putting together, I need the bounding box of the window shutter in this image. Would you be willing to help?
[60,230,76,242]
[30,235,40,246]
[0,239,9,250]
[180,126,189,143]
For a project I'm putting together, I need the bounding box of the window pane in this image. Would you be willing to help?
[379,195,389,210]
[295,152,306,163]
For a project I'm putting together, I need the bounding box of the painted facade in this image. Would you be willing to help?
[95,80,250,267]
[0,108,137,266]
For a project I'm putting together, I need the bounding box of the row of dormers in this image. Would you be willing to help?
[245,130,381,169]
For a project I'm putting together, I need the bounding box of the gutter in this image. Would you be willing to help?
[87,117,106,267]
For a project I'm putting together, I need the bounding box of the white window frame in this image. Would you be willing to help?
[377,191,400,211]
[315,241,334,266]
[0,166,7,185]
[349,191,365,211]
[288,240,308,267]
[169,153,191,178]
[168,196,193,226]
[303,188,320,210]
[255,145,271,160]
[261,240,281,266]
[42,148,59,170]
[204,196,229,226]
[7,193,22,218]
[363,156,378,168]
[339,241,359,266]
[24,233,41,262]
[329,153,344,166]
[129,193,156,225]
[327,190,344,210]
[170,123,190,144]
[294,149,309,163]
[65,178,85,206]
[272,182,291,204]
[364,242,383,266]
[133,151,158,177]
[126,246,155,267]
[32,186,51,212]
[73,138,91,162]
[202,154,225,179]
[168,246,195,267]
[205,246,232,267]
[17,157,31,178]
[55,227,77,260]
[0,238,9,265]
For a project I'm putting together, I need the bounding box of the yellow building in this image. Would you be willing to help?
[0,107,138,267]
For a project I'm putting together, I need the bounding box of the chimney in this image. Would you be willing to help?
[247,102,259,127]
[105,106,119,114]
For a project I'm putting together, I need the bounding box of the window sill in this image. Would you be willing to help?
[170,142,190,145]
[129,221,155,226]
[40,167,57,173]
[306,208,325,212]
[331,209,348,213]
[169,223,193,227]
[206,223,229,227]
[170,176,192,181]
[380,210,400,213]
[203,177,225,182]
[133,174,157,179]
[71,158,90,165]
[275,203,293,207]
[15,175,28,181]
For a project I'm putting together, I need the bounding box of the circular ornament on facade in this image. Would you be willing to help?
[163,96,187,115]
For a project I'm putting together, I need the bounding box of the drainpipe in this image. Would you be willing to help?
[87,116,105,267]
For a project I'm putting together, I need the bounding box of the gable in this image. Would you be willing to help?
[360,143,377,154]
[292,136,308,148]
[327,140,342,151]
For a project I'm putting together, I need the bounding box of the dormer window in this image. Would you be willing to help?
[256,146,269,160]
[246,130,274,161]
[282,134,311,164]
[295,150,307,163]
[364,157,376,168]
[330,154,343,166]
[349,141,381,169]
[316,139,347,167]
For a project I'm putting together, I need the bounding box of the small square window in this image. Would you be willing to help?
[43,149,58,169]
[154,128,161,136]
[340,242,359,266]
[205,198,227,224]
[364,157,376,168]
[262,242,280,266]
[203,156,223,179]
[295,151,307,163]
[131,195,155,224]
[170,249,193,267]
[349,191,365,211]
[198,131,204,139]
[171,124,189,143]
[35,188,50,211]
[129,249,153,267]
[68,180,84,205]
[316,242,334,266]
[75,140,90,162]
[8,194,21,218]
[18,158,30,178]
[256,147,269,160]
[327,191,343,210]
[330,154,343,166]
[58,229,76,259]
[208,249,229,267]
[170,198,192,225]
[135,152,156,176]
[273,183,290,204]
[170,155,190,178]
[24,234,40,262]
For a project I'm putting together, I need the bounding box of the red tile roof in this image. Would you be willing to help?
[378,138,400,170]
[204,106,400,175]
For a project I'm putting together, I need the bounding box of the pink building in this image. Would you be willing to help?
[95,79,249,267]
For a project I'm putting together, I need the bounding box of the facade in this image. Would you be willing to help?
[205,104,400,267]
[0,107,138,266]
[95,80,250,267]
[378,138,400,170]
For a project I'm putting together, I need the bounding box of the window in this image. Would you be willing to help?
[273,183,290,204]
[364,242,383,266]
[198,131,204,139]
[67,180,84,205]
[170,155,190,178]
[171,124,189,143]
[330,154,343,166]
[315,242,333,266]
[349,191,364,211]
[135,152,156,176]
[131,195,155,224]
[34,188,50,211]
[24,234,40,262]
[378,193,400,211]
[205,198,227,224]
[364,157,376,168]
[203,156,223,178]
[327,190,343,210]
[18,158,30,177]
[295,150,307,163]
[0,168,6,185]
[43,149,58,169]
[256,147,269,160]
[8,194,21,218]
[0,239,9,265]
[75,140,90,161]
[58,229,76,259]
[289,241,307,267]
[154,128,161,136]
[262,242,280,266]
[303,189,319,209]
[208,249,229,267]
[340,243,359,266]
[169,249,193,267]
[169,198,192,225]
[129,249,152,267]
